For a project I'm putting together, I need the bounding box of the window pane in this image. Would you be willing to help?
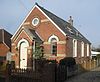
[51,38,57,56]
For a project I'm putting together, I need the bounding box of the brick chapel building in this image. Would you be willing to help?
[11,3,91,69]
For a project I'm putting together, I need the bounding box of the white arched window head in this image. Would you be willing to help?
[17,38,29,49]
[81,41,84,57]
[48,35,59,56]
[73,39,77,57]
[48,35,59,42]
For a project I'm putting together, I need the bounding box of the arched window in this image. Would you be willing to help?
[87,44,89,56]
[81,42,84,57]
[48,35,59,56]
[51,38,57,56]
[73,39,77,57]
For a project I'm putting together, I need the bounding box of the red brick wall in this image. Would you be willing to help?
[66,37,73,57]
[23,7,67,59]
[11,30,33,68]
[25,7,47,23]
[57,44,66,54]
[43,44,51,54]
[84,43,87,57]
[24,7,66,41]
[0,43,9,56]
[65,37,91,65]
[77,41,81,58]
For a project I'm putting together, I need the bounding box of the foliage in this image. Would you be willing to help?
[46,60,57,64]
[33,43,44,59]
[59,57,76,67]
[92,46,100,52]
[97,54,100,58]
[0,61,6,74]
[92,46,100,59]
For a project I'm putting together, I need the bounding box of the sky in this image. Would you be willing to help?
[0,0,100,47]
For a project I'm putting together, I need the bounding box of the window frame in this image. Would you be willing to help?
[48,35,59,56]
[73,39,77,57]
[32,17,40,26]
[87,44,89,56]
[51,38,57,56]
[81,41,84,57]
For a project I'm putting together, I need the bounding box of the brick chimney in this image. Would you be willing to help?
[68,16,73,26]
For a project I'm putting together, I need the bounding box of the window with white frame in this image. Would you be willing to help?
[81,42,84,57]
[73,39,77,57]
[48,35,59,56]
[87,44,89,56]
[51,38,57,56]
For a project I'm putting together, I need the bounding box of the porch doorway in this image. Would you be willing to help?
[18,39,29,69]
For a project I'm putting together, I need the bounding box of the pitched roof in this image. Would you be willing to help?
[12,3,91,44]
[24,28,43,43]
[36,3,91,44]
[0,29,12,48]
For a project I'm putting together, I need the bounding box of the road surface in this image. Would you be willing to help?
[65,67,100,82]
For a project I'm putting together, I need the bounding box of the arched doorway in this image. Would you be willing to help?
[18,39,29,69]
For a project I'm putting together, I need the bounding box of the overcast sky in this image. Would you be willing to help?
[0,0,100,47]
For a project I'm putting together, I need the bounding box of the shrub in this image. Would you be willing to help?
[35,59,57,71]
[0,61,3,66]
[59,57,76,67]
[35,59,57,67]
[0,61,6,75]
[46,60,57,64]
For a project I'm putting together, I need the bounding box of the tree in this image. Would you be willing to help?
[33,42,44,59]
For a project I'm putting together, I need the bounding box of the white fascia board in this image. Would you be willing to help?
[14,30,33,43]
[3,42,10,50]
[36,5,66,36]
[11,5,36,40]
[91,51,100,55]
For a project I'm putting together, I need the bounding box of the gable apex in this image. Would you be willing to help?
[11,3,66,41]
[11,4,39,40]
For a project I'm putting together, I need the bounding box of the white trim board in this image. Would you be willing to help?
[14,29,32,43]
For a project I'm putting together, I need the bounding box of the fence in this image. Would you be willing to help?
[56,65,78,82]
[56,65,67,82]
[9,69,42,82]
[6,63,56,82]
[6,62,78,82]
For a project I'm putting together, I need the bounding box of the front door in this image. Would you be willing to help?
[20,41,28,69]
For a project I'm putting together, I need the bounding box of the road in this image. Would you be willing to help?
[65,67,100,82]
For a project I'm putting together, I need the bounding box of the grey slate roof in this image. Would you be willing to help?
[24,28,42,43]
[36,3,91,44]
[0,29,12,48]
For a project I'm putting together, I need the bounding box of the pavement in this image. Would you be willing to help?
[65,66,100,82]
